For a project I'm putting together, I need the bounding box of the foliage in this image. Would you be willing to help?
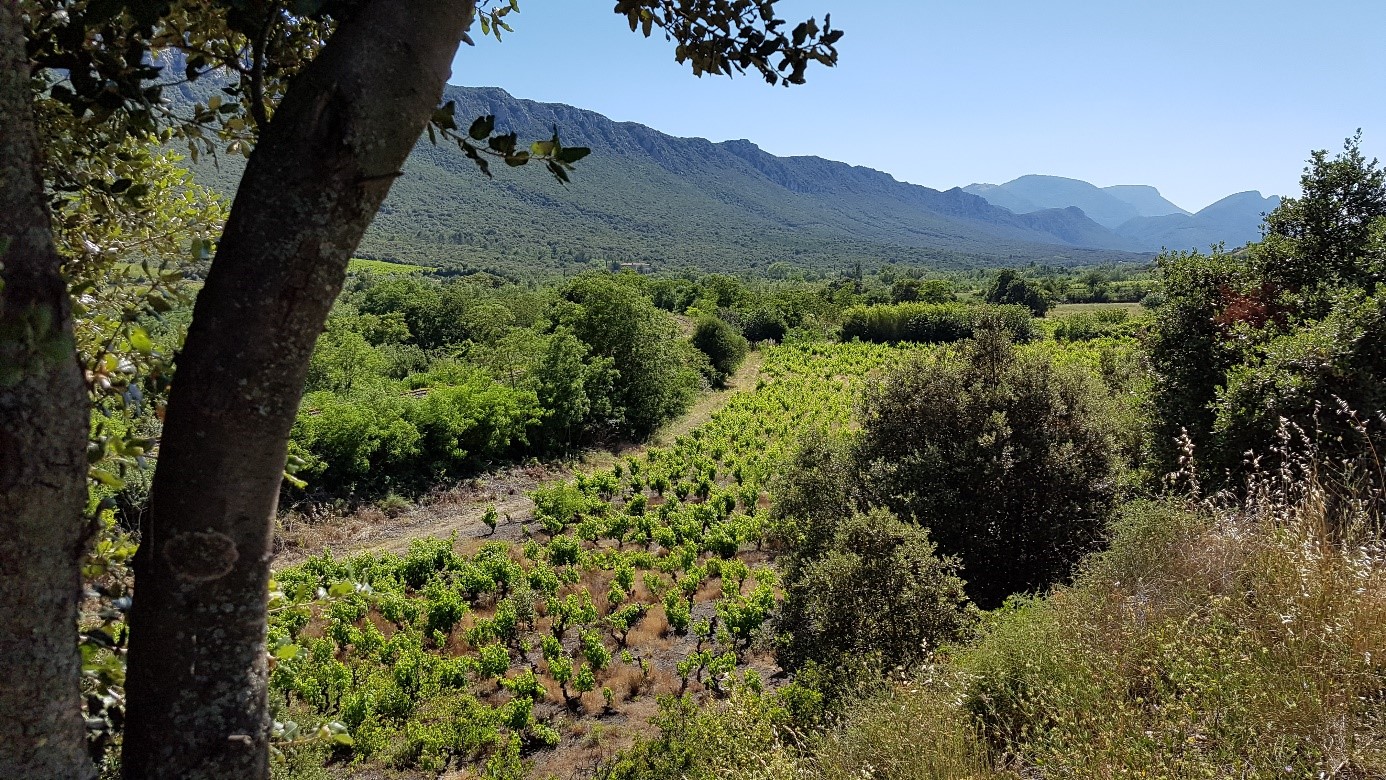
[1050,306,1134,342]
[556,273,700,436]
[839,301,1035,344]
[852,329,1118,608]
[778,509,977,685]
[595,689,799,780]
[691,316,749,387]
[955,462,1386,777]
[985,268,1051,316]
[768,428,856,568]
[1149,134,1386,484]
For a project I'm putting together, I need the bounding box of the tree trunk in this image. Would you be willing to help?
[120,2,476,777]
[0,4,95,778]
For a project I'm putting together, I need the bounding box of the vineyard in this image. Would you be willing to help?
[264,342,909,777]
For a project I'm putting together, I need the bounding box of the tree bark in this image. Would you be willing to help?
[120,2,475,777]
[0,4,96,778]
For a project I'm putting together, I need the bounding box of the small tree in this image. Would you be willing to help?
[1149,135,1386,484]
[854,329,1117,607]
[691,316,749,388]
[778,509,976,682]
[985,269,1051,316]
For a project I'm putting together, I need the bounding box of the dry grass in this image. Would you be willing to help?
[630,610,670,644]
[804,686,1003,780]
[771,427,1386,780]
[605,663,648,702]
[693,579,722,604]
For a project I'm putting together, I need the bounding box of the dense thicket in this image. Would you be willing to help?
[691,317,750,387]
[772,329,1119,613]
[838,301,1035,344]
[1149,134,1386,485]
[777,509,977,680]
[284,272,703,499]
[985,269,1052,316]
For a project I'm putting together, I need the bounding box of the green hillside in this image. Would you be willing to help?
[184,85,1146,279]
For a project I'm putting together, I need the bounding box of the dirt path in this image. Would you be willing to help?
[272,352,764,568]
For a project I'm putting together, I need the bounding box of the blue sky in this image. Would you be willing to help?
[451,0,1385,212]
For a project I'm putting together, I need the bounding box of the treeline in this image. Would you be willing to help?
[288,273,717,499]
[286,265,1149,502]
[839,301,1035,344]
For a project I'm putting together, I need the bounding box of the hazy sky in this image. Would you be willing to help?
[451,0,1385,212]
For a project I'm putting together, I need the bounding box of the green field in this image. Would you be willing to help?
[347,257,432,274]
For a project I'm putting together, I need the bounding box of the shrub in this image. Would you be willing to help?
[691,317,749,388]
[1051,307,1131,342]
[556,273,699,436]
[778,509,977,681]
[839,302,1034,345]
[854,329,1117,607]
[739,306,788,342]
[985,269,1051,316]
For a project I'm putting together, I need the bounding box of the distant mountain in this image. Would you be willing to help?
[183,85,1145,276]
[964,174,1274,252]
[964,175,1146,229]
[1114,191,1280,251]
[1102,185,1189,218]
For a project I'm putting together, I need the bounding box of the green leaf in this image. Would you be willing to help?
[530,140,555,157]
[556,147,590,165]
[504,151,530,167]
[128,326,153,354]
[327,581,356,598]
[332,733,355,746]
[468,115,495,141]
[488,132,518,155]
[431,101,457,131]
[547,160,570,184]
[90,468,126,489]
[272,643,301,660]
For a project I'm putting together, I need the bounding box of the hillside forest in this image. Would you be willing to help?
[2,3,1386,780]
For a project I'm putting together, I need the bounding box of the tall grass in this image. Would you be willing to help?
[789,419,1386,779]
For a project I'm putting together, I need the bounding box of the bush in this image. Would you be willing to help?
[854,329,1117,607]
[739,306,788,342]
[292,390,420,496]
[691,317,749,387]
[985,269,1051,316]
[778,509,977,682]
[1051,307,1131,342]
[839,302,1034,345]
[1148,136,1386,485]
[557,274,698,436]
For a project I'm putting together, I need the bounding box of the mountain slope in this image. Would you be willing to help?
[361,86,1150,275]
[186,85,1146,277]
[1102,184,1189,217]
[965,174,1276,253]
[1114,191,1280,251]
[964,175,1143,229]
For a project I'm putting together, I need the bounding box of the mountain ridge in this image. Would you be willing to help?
[186,84,1273,276]
[965,174,1277,251]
